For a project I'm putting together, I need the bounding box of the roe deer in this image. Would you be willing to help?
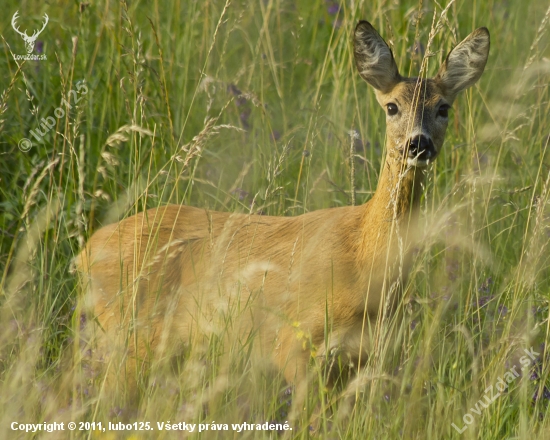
[76,20,489,400]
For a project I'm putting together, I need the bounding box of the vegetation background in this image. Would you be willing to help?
[1,0,549,438]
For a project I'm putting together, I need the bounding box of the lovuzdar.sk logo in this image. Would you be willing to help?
[11,11,49,61]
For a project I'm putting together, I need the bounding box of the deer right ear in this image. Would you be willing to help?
[354,21,401,93]
[435,27,490,98]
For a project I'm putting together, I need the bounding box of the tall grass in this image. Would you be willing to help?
[1,0,549,438]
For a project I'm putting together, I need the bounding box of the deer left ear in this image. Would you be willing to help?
[354,20,401,93]
[435,27,490,98]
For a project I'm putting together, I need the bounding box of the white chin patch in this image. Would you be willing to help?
[406,157,431,167]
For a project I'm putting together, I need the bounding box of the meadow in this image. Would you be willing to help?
[1,0,550,438]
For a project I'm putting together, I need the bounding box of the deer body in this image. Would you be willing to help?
[79,165,420,382]
[77,21,489,388]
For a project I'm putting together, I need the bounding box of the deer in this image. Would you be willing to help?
[11,11,49,54]
[76,20,489,411]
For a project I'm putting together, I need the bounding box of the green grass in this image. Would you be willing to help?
[1,0,550,438]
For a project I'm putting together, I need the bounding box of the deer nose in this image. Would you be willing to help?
[406,135,437,161]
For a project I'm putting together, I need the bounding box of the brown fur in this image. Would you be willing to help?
[76,21,490,393]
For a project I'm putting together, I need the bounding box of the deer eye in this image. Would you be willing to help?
[438,104,450,118]
[386,103,398,116]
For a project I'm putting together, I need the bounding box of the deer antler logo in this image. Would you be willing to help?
[11,11,49,54]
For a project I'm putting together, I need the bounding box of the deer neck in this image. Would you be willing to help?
[371,159,425,219]
[356,157,426,263]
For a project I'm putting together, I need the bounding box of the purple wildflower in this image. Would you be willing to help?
[326,2,340,15]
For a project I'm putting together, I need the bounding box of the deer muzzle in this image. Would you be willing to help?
[405,134,437,166]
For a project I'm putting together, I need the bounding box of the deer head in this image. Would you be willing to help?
[354,21,490,169]
[11,11,49,54]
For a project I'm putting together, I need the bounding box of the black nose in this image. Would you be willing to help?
[406,135,437,161]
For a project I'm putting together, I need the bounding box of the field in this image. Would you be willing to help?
[1,0,550,438]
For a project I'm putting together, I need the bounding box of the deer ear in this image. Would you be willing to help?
[435,27,490,97]
[354,21,401,93]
